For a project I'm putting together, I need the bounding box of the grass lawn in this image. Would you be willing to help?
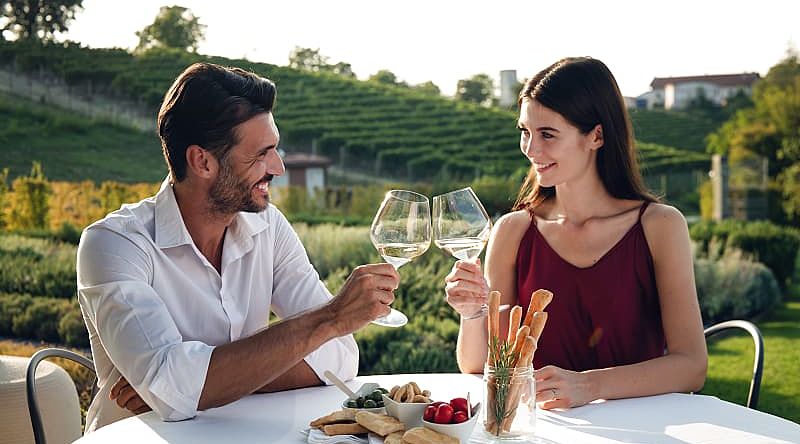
[702,255,800,424]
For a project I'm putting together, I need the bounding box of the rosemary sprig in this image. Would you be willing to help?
[489,335,518,431]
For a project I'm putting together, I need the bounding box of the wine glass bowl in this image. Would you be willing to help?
[369,190,431,327]
[432,187,492,262]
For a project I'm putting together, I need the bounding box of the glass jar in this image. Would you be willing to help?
[480,365,536,442]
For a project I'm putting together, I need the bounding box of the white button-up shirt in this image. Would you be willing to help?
[77,179,358,432]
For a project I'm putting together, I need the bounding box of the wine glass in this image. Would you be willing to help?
[369,190,431,327]
[433,187,492,316]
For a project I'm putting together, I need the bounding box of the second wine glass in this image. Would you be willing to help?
[433,187,492,317]
[370,190,431,327]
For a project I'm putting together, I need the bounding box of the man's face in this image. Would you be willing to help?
[208,112,284,215]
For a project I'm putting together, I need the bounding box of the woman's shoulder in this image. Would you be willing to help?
[495,210,533,235]
[640,202,690,251]
[641,202,687,230]
[490,210,533,247]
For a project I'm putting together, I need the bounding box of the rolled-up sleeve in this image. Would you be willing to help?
[78,227,214,421]
[268,208,359,383]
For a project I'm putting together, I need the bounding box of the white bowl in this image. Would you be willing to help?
[381,394,430,428]
[422,403,481,443]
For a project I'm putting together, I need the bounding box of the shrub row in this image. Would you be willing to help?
[690,220,800,288]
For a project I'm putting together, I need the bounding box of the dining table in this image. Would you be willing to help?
[73,373,800,444]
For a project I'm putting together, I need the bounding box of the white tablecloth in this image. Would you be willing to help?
[74,373,800,444]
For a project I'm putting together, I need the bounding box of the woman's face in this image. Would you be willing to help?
[518,99,602,188]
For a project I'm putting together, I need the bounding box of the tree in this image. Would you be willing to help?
[412,81,440,96]
[135,5,205,53]
[707,48,800,221]
[288,47,358,78]
[288,46,329,72]
[455,73,496,106]
[0,0,83,42]
[330,61,355,78]
[369,69,406,87]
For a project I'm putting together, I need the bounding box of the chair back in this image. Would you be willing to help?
[25,348,96,444]
[704,319,764,410]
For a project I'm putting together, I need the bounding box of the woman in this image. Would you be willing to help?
[444,57,707,410]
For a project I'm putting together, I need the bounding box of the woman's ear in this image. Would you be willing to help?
[185,145,218,179]
[588,124,604,151]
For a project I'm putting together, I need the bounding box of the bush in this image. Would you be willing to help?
[5,162,52,230]
[12,297,71,343]
[294,224,377,278]
[0,234,77,297]
[690,220,800,288]
[58,302,89,348]
[726,222,800,288]
[0,293,33,336]
[694,248,782,323]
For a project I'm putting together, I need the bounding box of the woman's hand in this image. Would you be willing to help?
[534,365,595,409]
[444,259,489,318]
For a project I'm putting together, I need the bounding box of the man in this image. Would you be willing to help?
[77,62,399,431]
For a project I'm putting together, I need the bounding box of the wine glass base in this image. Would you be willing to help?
[371,308,408,327]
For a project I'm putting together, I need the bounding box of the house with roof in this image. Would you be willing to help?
[637,73,760,110]
[270,152,332,196]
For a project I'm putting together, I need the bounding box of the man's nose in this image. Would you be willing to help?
[268,149,285,176]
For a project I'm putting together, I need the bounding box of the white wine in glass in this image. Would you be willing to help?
[433,187,492,316]
[370,190,431,327]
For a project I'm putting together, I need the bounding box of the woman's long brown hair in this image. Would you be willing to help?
[512,57,657,213]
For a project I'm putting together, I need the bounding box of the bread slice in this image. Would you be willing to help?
[354,411,405,436]
[402,427,459,444]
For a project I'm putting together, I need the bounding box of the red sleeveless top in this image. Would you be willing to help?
[516,202,665,371]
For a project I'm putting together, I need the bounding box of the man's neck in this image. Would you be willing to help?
[173,180,235,272]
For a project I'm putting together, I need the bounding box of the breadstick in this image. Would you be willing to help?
[506,305,522,344]
[522,289,553,328]
[488,290,500,342]
[487,290,501,365]
[531,289,553,312]
[530,311,548,342]
[510,325,530,366]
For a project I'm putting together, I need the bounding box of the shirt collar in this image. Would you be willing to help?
[154,177,269,250]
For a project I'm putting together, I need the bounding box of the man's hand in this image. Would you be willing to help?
[110,376,152,415]
[328,263,400,335]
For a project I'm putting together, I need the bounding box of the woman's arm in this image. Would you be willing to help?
[452,211,531,373]
[535,204,707,408]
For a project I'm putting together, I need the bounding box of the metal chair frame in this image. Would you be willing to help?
[704,319,764,410]
[26,348,96,444]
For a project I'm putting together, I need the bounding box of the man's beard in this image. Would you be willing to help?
[208,160,270,215]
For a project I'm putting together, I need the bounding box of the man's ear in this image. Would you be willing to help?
[588,124,604,151]
[185,145,217,179]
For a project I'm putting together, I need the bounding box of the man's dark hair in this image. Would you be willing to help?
[157,62,277,182]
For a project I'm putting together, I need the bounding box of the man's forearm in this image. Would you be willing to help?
[198,306,338,410]
[255,360,323,393]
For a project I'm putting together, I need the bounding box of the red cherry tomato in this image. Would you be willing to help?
[452,411,469,424]
[423,405,437,422]
[449,397,468,413]
[433,403,454,424]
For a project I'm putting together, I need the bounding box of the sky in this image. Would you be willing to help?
[63,0,799,98]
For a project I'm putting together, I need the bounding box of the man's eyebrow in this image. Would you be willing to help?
[255,144,278,155]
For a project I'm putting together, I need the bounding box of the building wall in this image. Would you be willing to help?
[664,82,752,110]
[306,167,325,191]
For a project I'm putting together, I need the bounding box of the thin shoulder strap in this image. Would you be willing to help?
[637,201,651,221]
